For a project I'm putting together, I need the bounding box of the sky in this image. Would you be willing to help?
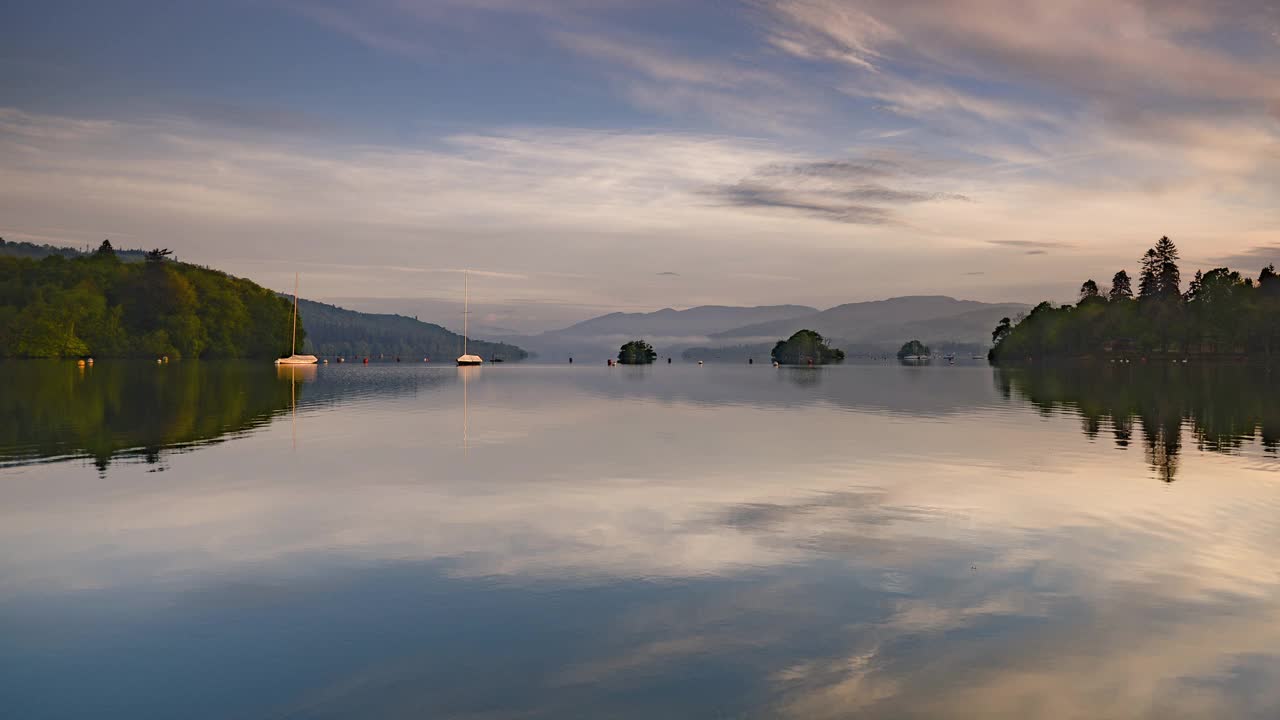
[2,0,1278,333]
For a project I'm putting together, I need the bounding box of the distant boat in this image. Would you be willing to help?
[275,272,318,365]
[456,270,483,366]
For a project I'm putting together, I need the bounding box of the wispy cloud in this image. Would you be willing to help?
[706,153,969,224]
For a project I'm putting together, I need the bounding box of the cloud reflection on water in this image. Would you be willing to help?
[2,363,1279,718]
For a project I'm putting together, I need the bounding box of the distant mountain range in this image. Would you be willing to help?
[486,305,819,360]
[486,296,1028,361]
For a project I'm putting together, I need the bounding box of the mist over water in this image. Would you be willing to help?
[3,361,1279,718]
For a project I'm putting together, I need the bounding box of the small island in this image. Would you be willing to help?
[990,236,1280,363]
[897,340,930,360]
[771,329,844,365]
[618,339,657,364]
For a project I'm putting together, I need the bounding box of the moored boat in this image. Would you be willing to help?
[275,272,318,365]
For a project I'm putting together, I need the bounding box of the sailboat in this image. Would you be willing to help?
[275,272,319,365]
[456,269,483,366]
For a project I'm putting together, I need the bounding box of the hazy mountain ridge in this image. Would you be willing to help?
[490,296,1028,360]
[485,304,820,360]
[711,296,1022,341]
[557,305,819,337]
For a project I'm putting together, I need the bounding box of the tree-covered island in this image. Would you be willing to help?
[771,329,845,365]
[897,340,930,360]
[618,340,657,364]
[990,236,1280,363]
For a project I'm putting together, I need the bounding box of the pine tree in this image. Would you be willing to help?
[1108,270,1133,301]
[1153,236,1181,298]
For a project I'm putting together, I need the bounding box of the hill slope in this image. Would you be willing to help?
[298,299,527,361]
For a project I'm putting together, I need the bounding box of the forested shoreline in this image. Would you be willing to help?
[990,237,1280,363]
[0,241,296,359]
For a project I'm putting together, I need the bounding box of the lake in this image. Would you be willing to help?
[3,360,1279,719]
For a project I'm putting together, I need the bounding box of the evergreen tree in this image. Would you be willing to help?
[1109,270,1133,301]
[96,239,115,257]
[1153,236,1181,298]
[1079,279,1100,303]
[1138,249,1160,299]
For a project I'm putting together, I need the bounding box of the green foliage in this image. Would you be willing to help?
[297,299,527,360]
[0,252,294,358]
[896,339,930,359]
[618,339,657,364]
[991,236,1280,362]
[773,329,845,364]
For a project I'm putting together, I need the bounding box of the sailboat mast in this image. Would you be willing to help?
[292,272,299,357]
[463,270,469,356]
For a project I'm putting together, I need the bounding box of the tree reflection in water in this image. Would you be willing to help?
[998,363,1279,482]
[0,360,297,473]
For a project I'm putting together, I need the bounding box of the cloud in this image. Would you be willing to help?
[1212,245,1280,272]
[706,152,970,224]
[759,0,1280,178]
[656,271,680,276]
[985,239,1071,250]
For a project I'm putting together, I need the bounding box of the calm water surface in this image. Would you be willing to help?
[3,361,1280,718]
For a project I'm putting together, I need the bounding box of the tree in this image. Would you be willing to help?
[618,339,657,364]
[1079,279,1101,304]
[145,248,173,264]
[1154,236,1181,299]
[96,239,115,257]
[1138,249,1160,300]
[992,317,1013,345]
[1259,264,1280,298]
[771,329,844,365]
[1109,270,1133,301]
[897,339,930,360]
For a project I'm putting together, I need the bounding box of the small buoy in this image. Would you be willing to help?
[338,357,344,363]
[76,359,86,367]
[773,361,779,368]
[157,358,163,364]
[86,358,94,365]
[697,360,704,366]
[568,357,573,364]
[748,358,753,364]
[363,357,369,364]
[322,359,328,364]
[667,357,671,364]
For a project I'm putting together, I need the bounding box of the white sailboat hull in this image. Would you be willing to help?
[456,354,483,366]
[275,354,319,365]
